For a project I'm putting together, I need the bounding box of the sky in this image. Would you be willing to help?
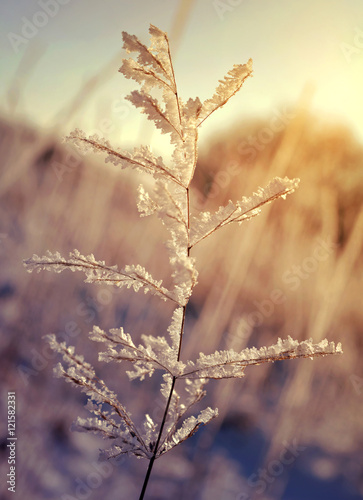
[0,0,362,151]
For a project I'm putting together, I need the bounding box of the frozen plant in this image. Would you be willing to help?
[24,25,342,499]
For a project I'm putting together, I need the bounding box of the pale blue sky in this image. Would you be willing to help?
[0,0,362,150]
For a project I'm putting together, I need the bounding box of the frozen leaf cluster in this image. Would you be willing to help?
[89,321,343,383]
[46,332,219,459]
[66,129,181,185]
[44,325,341,460]
[24,249,178,303]
[24,23,343,473]
[197,61,253,126]
[47,334,151,459]
[90,308,186,381]
[181,336,343,380]
[190,176,300,247]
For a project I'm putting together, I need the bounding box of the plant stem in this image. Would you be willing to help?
[138,186,190,499]
[138,377,176,500]
[138,307,186,500]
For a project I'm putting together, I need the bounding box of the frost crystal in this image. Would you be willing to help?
[91,321,186,381]
[198,60,253,126]
[181,336,343,380]
[190,177,300,247]
[24,249,177,303]
[165,407,218,453]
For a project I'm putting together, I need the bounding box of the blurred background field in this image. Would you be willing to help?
[1,1,363,499]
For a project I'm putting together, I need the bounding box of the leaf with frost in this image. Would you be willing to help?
[121,25,172,89]
[137,179,188,227]
[23,249,176,303]
[167,307,183,355]
[47,334,95,380]
[170,254,198,306]
[168,97,201,184]
[72,416,119,439]
[148,24,173,79]
[75,415,150,459]
[143,414,157,448]
[158,378,208,454]
[120,58,170,94]
[72,417,151,459]
[171,112,198,185]
[137,179,198,306]
[121,25,200,184]
[71,413,146,459]
[138,180,193,276]
[91,322,186,380]
[160,373,174,400]
[161,407,218,455]
[46,335,148,455]
[65,129,182,185]
[100,429,152,460]
[181,336,343,380]
[183,97,202,122]
[197,60,253,126]
[137,184,158,217]
[126,90,182,142]
[153,181,188,243]
[96,413,158,459]
[139,184,192,294]
[121,25,185,157]
[190,176,300,248]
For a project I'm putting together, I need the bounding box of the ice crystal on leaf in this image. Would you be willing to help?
[24,24,342,495]
[190,176,300,248]
[90,322,186,381]
[46,335,152,459]
[24,249,176,303]
[169,407,218,447]
[197,60,253,127]
[181,336,343,380]
[66,129,181,185]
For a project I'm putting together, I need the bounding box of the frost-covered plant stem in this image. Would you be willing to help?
[140,305,185,500]
[140,376,175,499]
[24,25,342,500]
[140,183,190,499]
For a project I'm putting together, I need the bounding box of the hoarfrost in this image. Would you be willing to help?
[24,24,342,470]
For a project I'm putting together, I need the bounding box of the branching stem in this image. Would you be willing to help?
[139,183,190,500]
[139,305,187,500]
[138,377,176,500]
